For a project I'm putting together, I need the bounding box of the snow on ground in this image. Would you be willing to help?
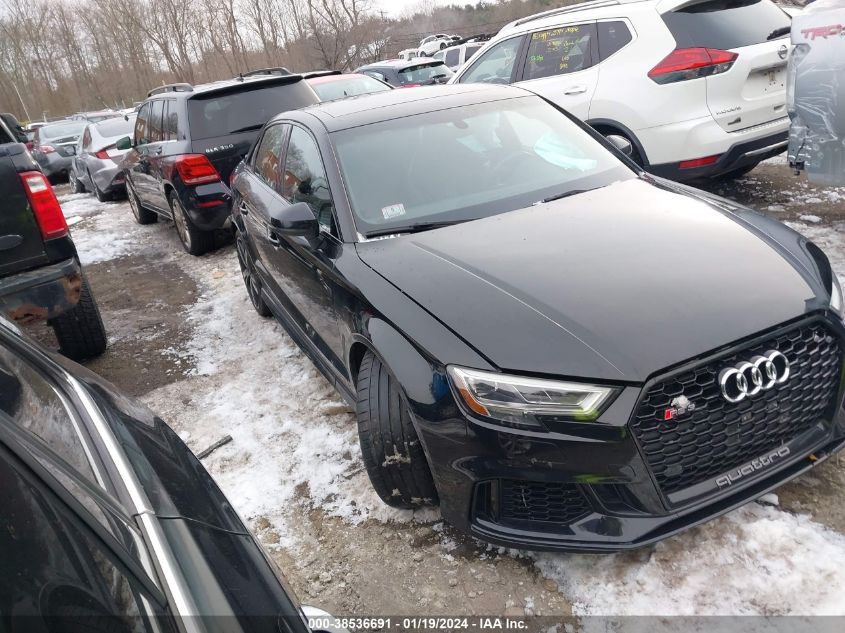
[140,243,438,548]
[58,192,135,265]
[532,502,845,616]
[67,192,845,615]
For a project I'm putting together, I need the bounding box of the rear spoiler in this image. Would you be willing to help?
[189,74,305,100]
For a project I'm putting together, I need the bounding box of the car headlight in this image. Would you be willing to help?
[447,365,617,428]
[831,272,843,317]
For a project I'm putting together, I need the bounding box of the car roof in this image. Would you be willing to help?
[286,84,528,132]
[145,73,307,101]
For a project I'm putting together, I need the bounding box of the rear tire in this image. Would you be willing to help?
[170,192,214,256]
[235,232,271,317]
[50,275,108,361]
[127,182,157,225]
[356,351,438,509]
[93,178,113,202]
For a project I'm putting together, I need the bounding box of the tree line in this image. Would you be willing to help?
[0,0,570,122]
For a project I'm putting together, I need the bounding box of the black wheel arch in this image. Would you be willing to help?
[587,118,650,166]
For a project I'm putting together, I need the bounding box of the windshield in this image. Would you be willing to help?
[187,81,319,140]
[398,63,454,85]
[333,96,633,236]
[41,121,87,141]
[96,116,135,138]
[310,75,392,101]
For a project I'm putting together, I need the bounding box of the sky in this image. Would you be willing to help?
[375,0,462,18]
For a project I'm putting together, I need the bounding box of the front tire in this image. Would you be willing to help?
[356,352,439,509]
[170,192,214,256]
[50,275,108,361]
[235,232,271,317]
[70,166,86,193]
[128,182,157,225]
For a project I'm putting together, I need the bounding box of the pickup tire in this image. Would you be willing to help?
[356,351,438,509]
[128,183,157,225]
[169,192,214,256]
[50,275,107,361]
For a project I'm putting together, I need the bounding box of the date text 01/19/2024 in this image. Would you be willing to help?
[306,617,530,630]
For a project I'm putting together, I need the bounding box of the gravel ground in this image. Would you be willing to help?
[26,155,845,622]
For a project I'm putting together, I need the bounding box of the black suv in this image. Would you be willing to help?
[0,118,107,361]
[117,71,320,255]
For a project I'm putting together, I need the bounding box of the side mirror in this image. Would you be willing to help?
[269,201,319,239]
[606,134,633,157]
[115,136,133,150]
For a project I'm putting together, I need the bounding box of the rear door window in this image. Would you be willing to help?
[163,100,179,141]
[148,100,164,143]
[598,21,633,60]
[134,102,151,146]
[523,23,597,81]
[445,48,460,67]
[0,345,101,488]
[397,63,453,85]
[459,36,524,84]
[253,124,289,193]
[662,0,791,49]
[186,80,319,141]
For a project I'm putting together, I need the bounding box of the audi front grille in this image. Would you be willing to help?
[630,321,842,497]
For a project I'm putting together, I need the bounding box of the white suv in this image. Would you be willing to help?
[450,0,793,181]
[419,34,459,57]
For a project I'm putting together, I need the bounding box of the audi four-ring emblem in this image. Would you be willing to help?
[718,350,790,403]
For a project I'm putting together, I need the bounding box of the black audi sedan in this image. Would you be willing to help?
[229,84,845,552]
[0,316,338,632]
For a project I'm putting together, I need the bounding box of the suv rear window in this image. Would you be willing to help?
[397,63,454,85]
[662,0,790,50]
[187,80,318,141]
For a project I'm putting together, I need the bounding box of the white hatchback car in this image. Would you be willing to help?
[450,0,793,181]
[419,34,459,56]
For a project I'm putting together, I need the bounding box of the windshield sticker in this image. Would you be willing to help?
[382,203,406,220]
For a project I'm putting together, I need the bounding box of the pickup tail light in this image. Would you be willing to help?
[19,171,68,240]
[174,154,220,185]
[648,48,738,84]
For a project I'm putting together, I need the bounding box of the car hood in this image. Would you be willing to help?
[355,179,825,382]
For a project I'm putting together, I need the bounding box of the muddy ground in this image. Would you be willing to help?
[27,155,845,621]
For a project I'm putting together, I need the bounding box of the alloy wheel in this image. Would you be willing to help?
[172,198,192,250]
[236,236,263,311]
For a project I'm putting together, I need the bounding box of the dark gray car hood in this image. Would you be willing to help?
[355,179,825,382]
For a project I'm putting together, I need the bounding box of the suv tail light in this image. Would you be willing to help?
[648,48,738,84]
[40,144,56,154]
[174,154,220,185]
[19,171,68,240]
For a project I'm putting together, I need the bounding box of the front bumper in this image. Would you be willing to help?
[0,258,83,323]
[414,314,845,552]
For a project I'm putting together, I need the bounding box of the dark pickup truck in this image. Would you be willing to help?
[0,118,107,360]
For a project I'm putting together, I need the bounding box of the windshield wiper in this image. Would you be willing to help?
[767,26,791,40]
[365,219,471,238]
[229,123,264,134]
[537,188,594,205]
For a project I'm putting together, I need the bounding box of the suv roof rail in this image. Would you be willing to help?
[238,67,292,80]
[448,33,494,47]
[506,0,622,29]
[147,83,194,97]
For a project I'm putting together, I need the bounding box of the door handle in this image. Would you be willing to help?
[239,201,249,215]
[563,85,587,95]
[268,230,280,248]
